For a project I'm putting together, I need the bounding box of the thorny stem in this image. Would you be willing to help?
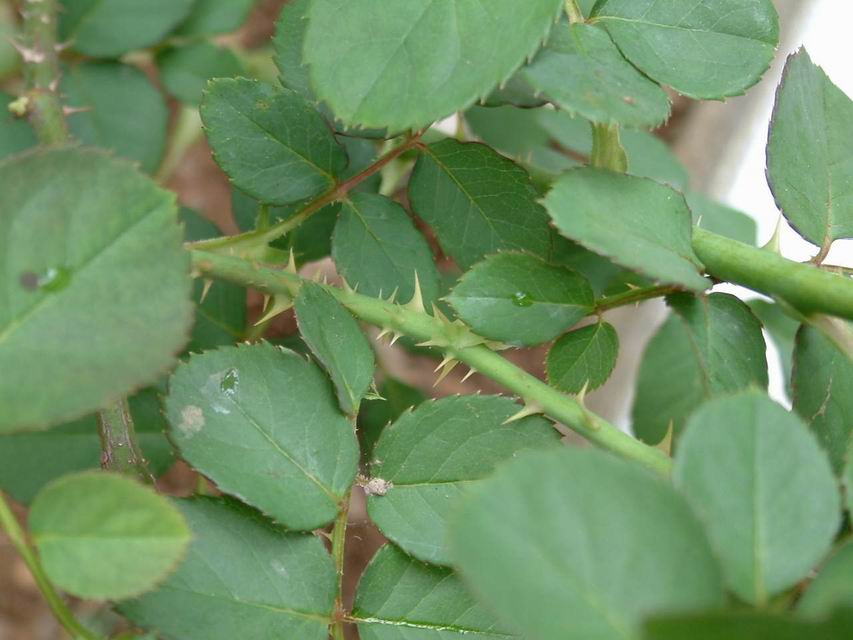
[97,398,154,484]
[565,0,585,24]
[330,492,351,640]
[16,0,68,145]
[187,133,424,256]
[190,251,674,475]
[0,493,102,640]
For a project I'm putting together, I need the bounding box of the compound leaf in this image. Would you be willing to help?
[165,342,359,530]
[547,321,619,393]
[450,448,724,640]
[544,168,709,291]
[332,192,440,306]
[448,253,594,346]
[368,395,559,566]
[767,49,853,248]
[303,0,565,131]
[352,544,518,639]
[633,293,768,444]
[121,498,336,640]
[409,139,552,270]
[592,0,779,100]
[295,282,375,415]
[29,472,190,600]
[674,391,841,605]
[0,149,192,433]
[201,78,347,205]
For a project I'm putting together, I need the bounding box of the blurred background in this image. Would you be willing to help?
[1,0,850,638]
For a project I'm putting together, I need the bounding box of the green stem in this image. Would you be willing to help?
[190,251,673,476]
[565,0,585,23]
[693,228,853,320]
[0,493,101,640]
[590,123,627,172]
[17,0,68,145]
[188,133,423,256]
[97,399,154,484]
[330,491,351,640]
[594,285,682,314]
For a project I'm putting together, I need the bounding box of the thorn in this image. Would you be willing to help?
[389,331,403,346]
[285,249,298,274]
[376,327,393,341]
[416,338,445,348]
[199,279,214,303]
[657,420,675,457]
[261,294,270,309]
[255,295,293,325]
[762,215,784,254]
[385,288,398,304]
[312,270,323,282]
[62,105,91,116]
[461,367,477,383]
[431,304,450,324]
[503,402,544,424]
[576,381,590,407]
[433,356,459,386]
[404,272,425,313]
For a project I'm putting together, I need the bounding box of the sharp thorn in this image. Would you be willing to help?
[502,402,544,425]
[199,279,214,303]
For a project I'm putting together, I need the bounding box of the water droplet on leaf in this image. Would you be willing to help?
[512,291,534,307]
[19,266,72,292]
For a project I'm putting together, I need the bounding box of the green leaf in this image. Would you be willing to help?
[674,391,841,605]
[846,440,853,515]
[177,0,255,36]
[120,497,335,639]
[687,193,757,246]
[303,0,564,131]
[409,139,552,270]
[29,472,190,600]
[180,209,246,351]
[165,342,358,530]
[60,0,195,58]
[0,91,37,160]
[798,542,853,619]
[547,321,619,393]
[201,78,347,205]
[62,62,169,175]
[767,49,853,247]
[447,253,594,346]
[749,300,798,397]
[353,544,518,639]
[792,324,853,474]
[545,168,709,291]
[592,0,779,100]
[521,23,670,128]
[633,293,768,444]
[273,0,314,100]
[0,388,174,505]
[358,377,426,464]
[0,149,192,433]
[550,235,635,296]
[644,609,853,640]
[450,448,724,640]
[332,192,440,306]
[368,395,560,566]
[464,105,577,177]
[295,282,375,415]
[158,43,243,106]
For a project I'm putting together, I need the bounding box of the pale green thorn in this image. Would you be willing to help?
[261,294,271,310]
[255,295,293,326]
[433,356,460,386]
[431,304,450,324]
[376,327,394,341]
[385,287,399,304]
[285,249,298,274]
[389,331,403,346]
[461,367,478,383]
[405,272,426,314]
[657,420,675,457]
[576,380,590,407]
[502,401,544,425]
[312,270,323,282]
[199,279,214,303]
[762,215,784,254]
[416,337,446,348]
